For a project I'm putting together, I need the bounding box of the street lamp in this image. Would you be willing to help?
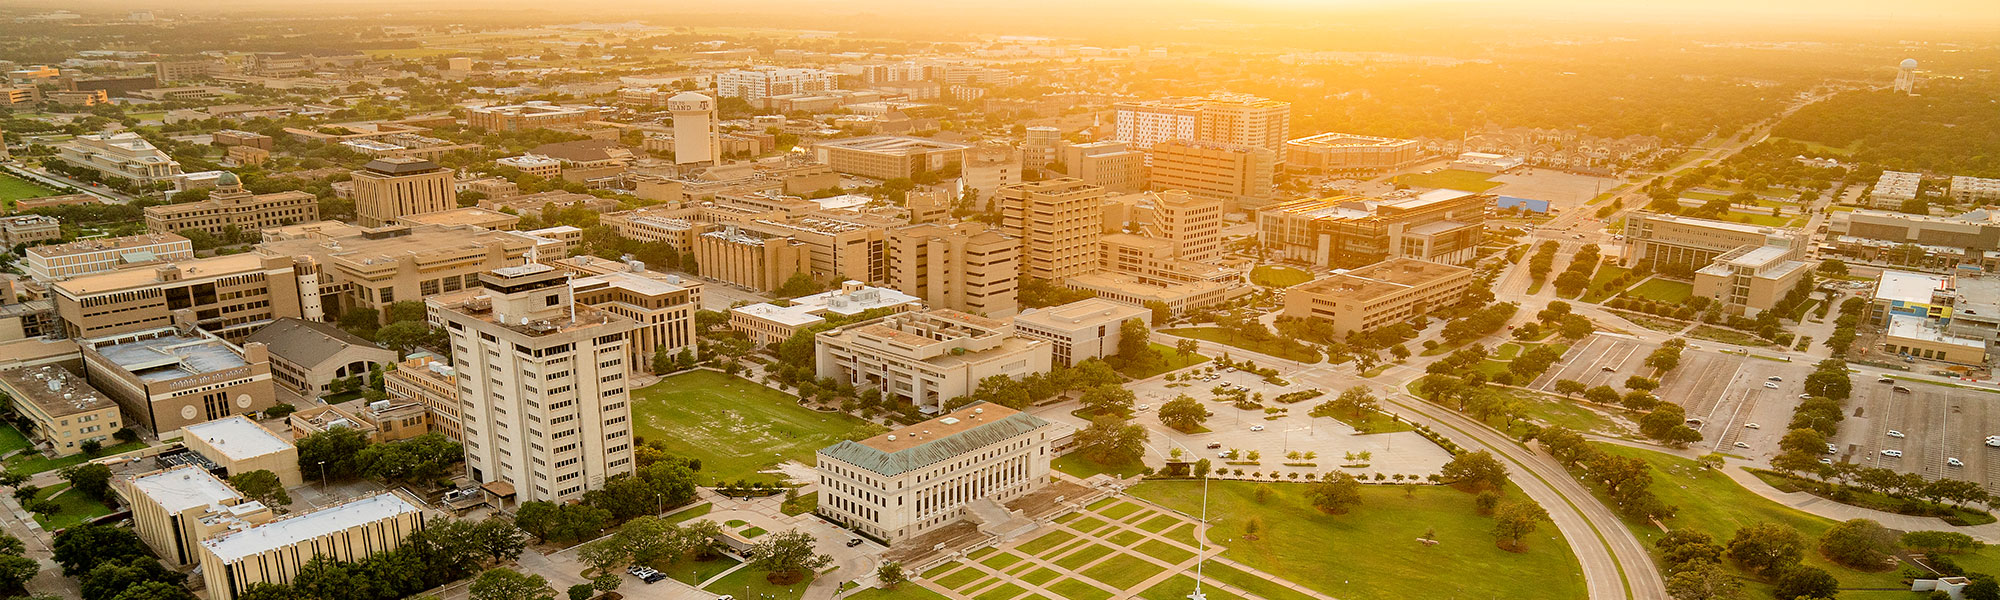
[318,461,328,492]
[1189,469,1210,600]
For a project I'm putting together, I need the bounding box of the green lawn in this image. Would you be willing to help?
[1251,265,1315,288]
[846,585,951,600]
[654,554,740,586]
[1394,169,1503,193]
[1134,539,1197,564]
[1129,480,1587,600]
[29,483,112,531]
[1047,578,1114,600]
[1589,443,1906,591]
[1081,553,1166,589]
[0,173,58,204]
[1052,452,1147,480]
[1724,210,1801,228]
[1622,278,1693,304]
[631,370,869,483]
[1122,343,1211,380]
[1053,543,1116,569]
[705,566,815,600]
[0,424,31,457]
[1580,266,1634,304]
[1140,575,1248,600]
[1016,530,1076,555]
[1689,325,1772,348]
[5,440,148,475]
[665,502,713,523]
[1160,328,1321,363]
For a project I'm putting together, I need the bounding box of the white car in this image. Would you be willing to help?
[1734,442,1750,449]
[1949,458,1965,467]
[1987,437,2000,448]
[1763,382,1780,389]
[1136,404,1151,412]
[1882,449,1905,458]
[1249,425,1265,432]
[1744,423,1760,429]
[1827,443,1838,454]
[1819,458,1834,465]
[1887,430,1907,438]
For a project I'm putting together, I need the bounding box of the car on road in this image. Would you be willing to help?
[1734,442,1750,448]
[1882,450,1905,458]
[1763,382,1780,389]
[1249,425,1265,432]
[1819,458,1834,465]
[1744,423,1760,429]
[846,538,864,547]
[1949,458,1966,467]
[1887,430,1907,438]
[1988,436,2000,448]
[1685,418,1704,426]
[1206,443,1223,449]
[1827,443,1838,454]
[1799,394,1814,399]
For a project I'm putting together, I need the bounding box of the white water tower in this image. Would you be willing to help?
[669,91,720,166]
[1895,58,1918,94]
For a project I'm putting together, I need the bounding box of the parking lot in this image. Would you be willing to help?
[1837,377,2000,492]
[1538,335,1817,458]
[1528,333,1648,392]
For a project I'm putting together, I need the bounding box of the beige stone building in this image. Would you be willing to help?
[244,318,396,398]
[352,157,458,227]
[0,215,60,247]
[1282,258,1474,336]
[81,329,277,434]
[24,233,194,283]
[815,309,1052,414]
[1113,93,1292,158]
[123,466,264,567]
[0,364,121,456]
[738,216,890,284]
[56,132,183,185]
[814,403,1054,542]
[885,222,1020,318]
[384,355,461,441]
[731,281,920,346]
[467,103,603,131]
[51,253,313,342]
[1061,141,1146,193]
[144,174,318,237]
[1622,211,1802,273]
[1013,298,1150,367]
[257,224,533,324]
[569,266,702,372]
[1884,315,1989,366]
[1063,271,1234,316]
[814,136,972,180]
[1147,139,1277,210]
[1258,191,1489,269]
[1285,132,1423,174]
[692,225,811,292]
[1692,246,1813,318]
[999,178,1107,282]
[435,264,640,503]
[393,206,521,230]
[199,491,424,600]
[180,415,302,487]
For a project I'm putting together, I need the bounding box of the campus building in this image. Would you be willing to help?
[1827,208,2000,271]
[123,466,263,567]
[179,416,303,487]
[1147,139,1277,210]
[198,491,424,600]
[51,253,314,342]
[1258,191,1488,269]
[1282,258,1475,336]
[1868,269,2000,361]
[55,132,183,185]
[80,329,277,434]
[257,224,534,325]
[1112,93,1292,158]
[466,102,603,131]
[885,222,1021,318]
[814,402,1054,542]
[815,309,1052,414]
[1884,315,1988,366]
[0,364,121,457]
[351,157,458,227]
[1012,298,1150,367]
[1692,245,1813,318]
[717,67,837,103]
[244,318,397,398]
[1063,272,1235,316]
[814,136,973,180]
[434,264,640,504]
[1621,211,1802,275]
[1284,132,1424,173]
[0,215,59,247]
[24,233,194,283]
[1103,190,1226,264]
[1060,141,1147,193]
[1949,176,2000,205]
[731,281,920,346]
[999,179,1108,282]
[691,225,811,293]
[568,266,703,373]
[1871,171,1922,209]
[384,355,461,442]
[143,173,318,238]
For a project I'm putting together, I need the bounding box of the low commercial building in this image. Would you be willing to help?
[0,365,122,457]
[56,132,183,185]
[496,154,561,178]
[287,403,377,441]
[1013,298,1150,367]
[1827,208,2000,271]
[122,466,265,567]
[52,253,314,342]
[1284,132,1423,173]
[814,136,972,180]
[355,398,429,442]
[180,415,302,487]
[212,130,274,150]
[1692,246,1813,317]
[0,215,60,247]
[1621,211,1802,275]
[815,309,1052,414]
[1870,270,1952,325]
[731,281,920,346]
[144,173,318,237]
[383,355,460,441]
[814,402,1054,542]
[1885,315,1988,365]
[1258,191,1487,269]
[244,318,396,399]
[1282,257,1475,336]
[1871,171,1923,209]
[80,328,277,434]
[198,491,424,600]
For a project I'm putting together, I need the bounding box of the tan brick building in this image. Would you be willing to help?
[351,157,458,227]
[1282,258,1474,336]
[999,178,1107,282]
[144,174,318,238]
[885,222,1020,317]
[384,355,461,442]
[52,253,313,342]
[691,225,811,292]
[1147,139,1277,210]
[81,330,278,434]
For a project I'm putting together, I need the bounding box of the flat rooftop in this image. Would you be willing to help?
[817,135,972,155]
[55,253,270,297]
[1875,270,1947,305]
[1288,131,1418,148]
[184,416,291,460]
[1887,314,1986,349]
[393,207,519,228]
[200,492,419,563]
[1298,257,1472,300]
[93,332,249,382]
[129,465,243,513]
[28,232,184,259]
[1639,211,1788,237]
[0,365,115,418]
[1016,298,1148,328]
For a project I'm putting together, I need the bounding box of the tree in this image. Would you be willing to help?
[228,470,293,508]
[1902,530,1981,555]
[747,530,832,584]
[576,539,627,576]
[1584,385,1621,405]
[1158,395,1208,432]
[1193,458,1212,479]
[1966,577,2000,600]
[1725,521,1806,576]
[1441,451,1508,492]
[107,581,196,600]
[1553,379,1588,397]
[81,556,184,600]
[338,307,382,336]
[1818,519,1896,568]
[567,584,594,600]
[60,463,113,501]
[469,568,557,600]
[1079,384,1136,417]
[1773,564,1837,600]
[52,524,147,575]
[385,301,429,324]
[1305,473,1362,515]
[1492,500,1550,552]
[474,517,530,564]
[1664,559,1740,600]
[514,502,611,545]
[297,427,371,480]
[356,433,465,485]
[1075,415,1148,465]
[878,562,907,588]
[1145,300,1172,323]
[0,553,36,592]
[375,321,434,355]
[1175,339,1200,362]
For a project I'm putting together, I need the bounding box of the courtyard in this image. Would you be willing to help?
[630,369,871,484]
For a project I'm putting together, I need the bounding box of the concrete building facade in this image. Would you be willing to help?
[352,157,458,227]
[814,403,1054,542]
[886,222,1021,318]
[1012,298,1150,367]
[815,309,1052,414]
[999,178,1107,282]
[1282,258,1475,336]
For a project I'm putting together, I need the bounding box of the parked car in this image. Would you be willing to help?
[1826,443,1838,454]
[1878,376,1895,383]
[1882,449,1904,457]
[1206,443,1223,449]
[1949,458,1965,467]
[1763,382,1779,389]
[1987,436,2000,448]
[1734,442,1750,449]
[1887,430,1907,438]
[1136,404,1151,412]
[1744,423,1760,429]
[1819,458,1833,465]
[1249,425,1265,432]
[1767,376,1783,381]
[846,538,864,547]
[1894,386,1913,393]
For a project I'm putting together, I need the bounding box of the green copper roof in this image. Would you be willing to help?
[817,410,1050,477]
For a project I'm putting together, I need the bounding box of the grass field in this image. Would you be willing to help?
[29,483,112,531]
[0,424,30,457]
[1121,342,1211,380]
[654,554,740,586]
[1724,210,1801,228]
[1622,278,1693,304]
[631,370,869,484]
[1160,328,1321,363]
[1251,265,1314,288]
[1580,266,1634,304]
[1130,480,1587,600]
[1394,169,1504,193]
[5,440,148,475]
[706,565,816,600]
[1689,325,1774,348]
[846,585,951,600]
[1589,443,1905,593]
[0,173,58,207]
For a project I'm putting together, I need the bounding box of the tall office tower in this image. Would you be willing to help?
[435,264,640,503]
[1149,189,1226,263]
[1112,93,1292,160]
[886,222,1021,317]
[668,92,720,166]
[352,157,457,227]
[1147,139,1278,211]
[997,178,1107,281]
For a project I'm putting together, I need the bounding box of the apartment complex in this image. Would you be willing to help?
[1871,171,1923,209]
[51,253,312,342]
[144,174,318,237]
[717,67,836,103]
[691,225,811,292]
[569,266,702,372]
[999,178,1108,281]
[814,402,1054,542]
[814,309,1052,414]
[731,281,920,346]
[244,317,396,397]
[0,215,60,247]
[885,222,1021,318]
[1258,191,1488,269]
[199,492,424,600]
[1284,132,1423,173]
[1283,258,1475,336]
[1112,93,1292,158]
[1621,211,1801,274]
[814,136,973,180]
[25,233,195,282]
[80,329,277,433]
[258,224,534,324]
[0,364,121,456]
[435,264,640,503]
[466,102,603,131]
[384,355,461,441]
[1013,298,1150,367]
[351,157,458,227]
[1949,176,2000,204]
[1060,141,1147,193]
[55,132,183,184]
[1147,139,1277,210]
